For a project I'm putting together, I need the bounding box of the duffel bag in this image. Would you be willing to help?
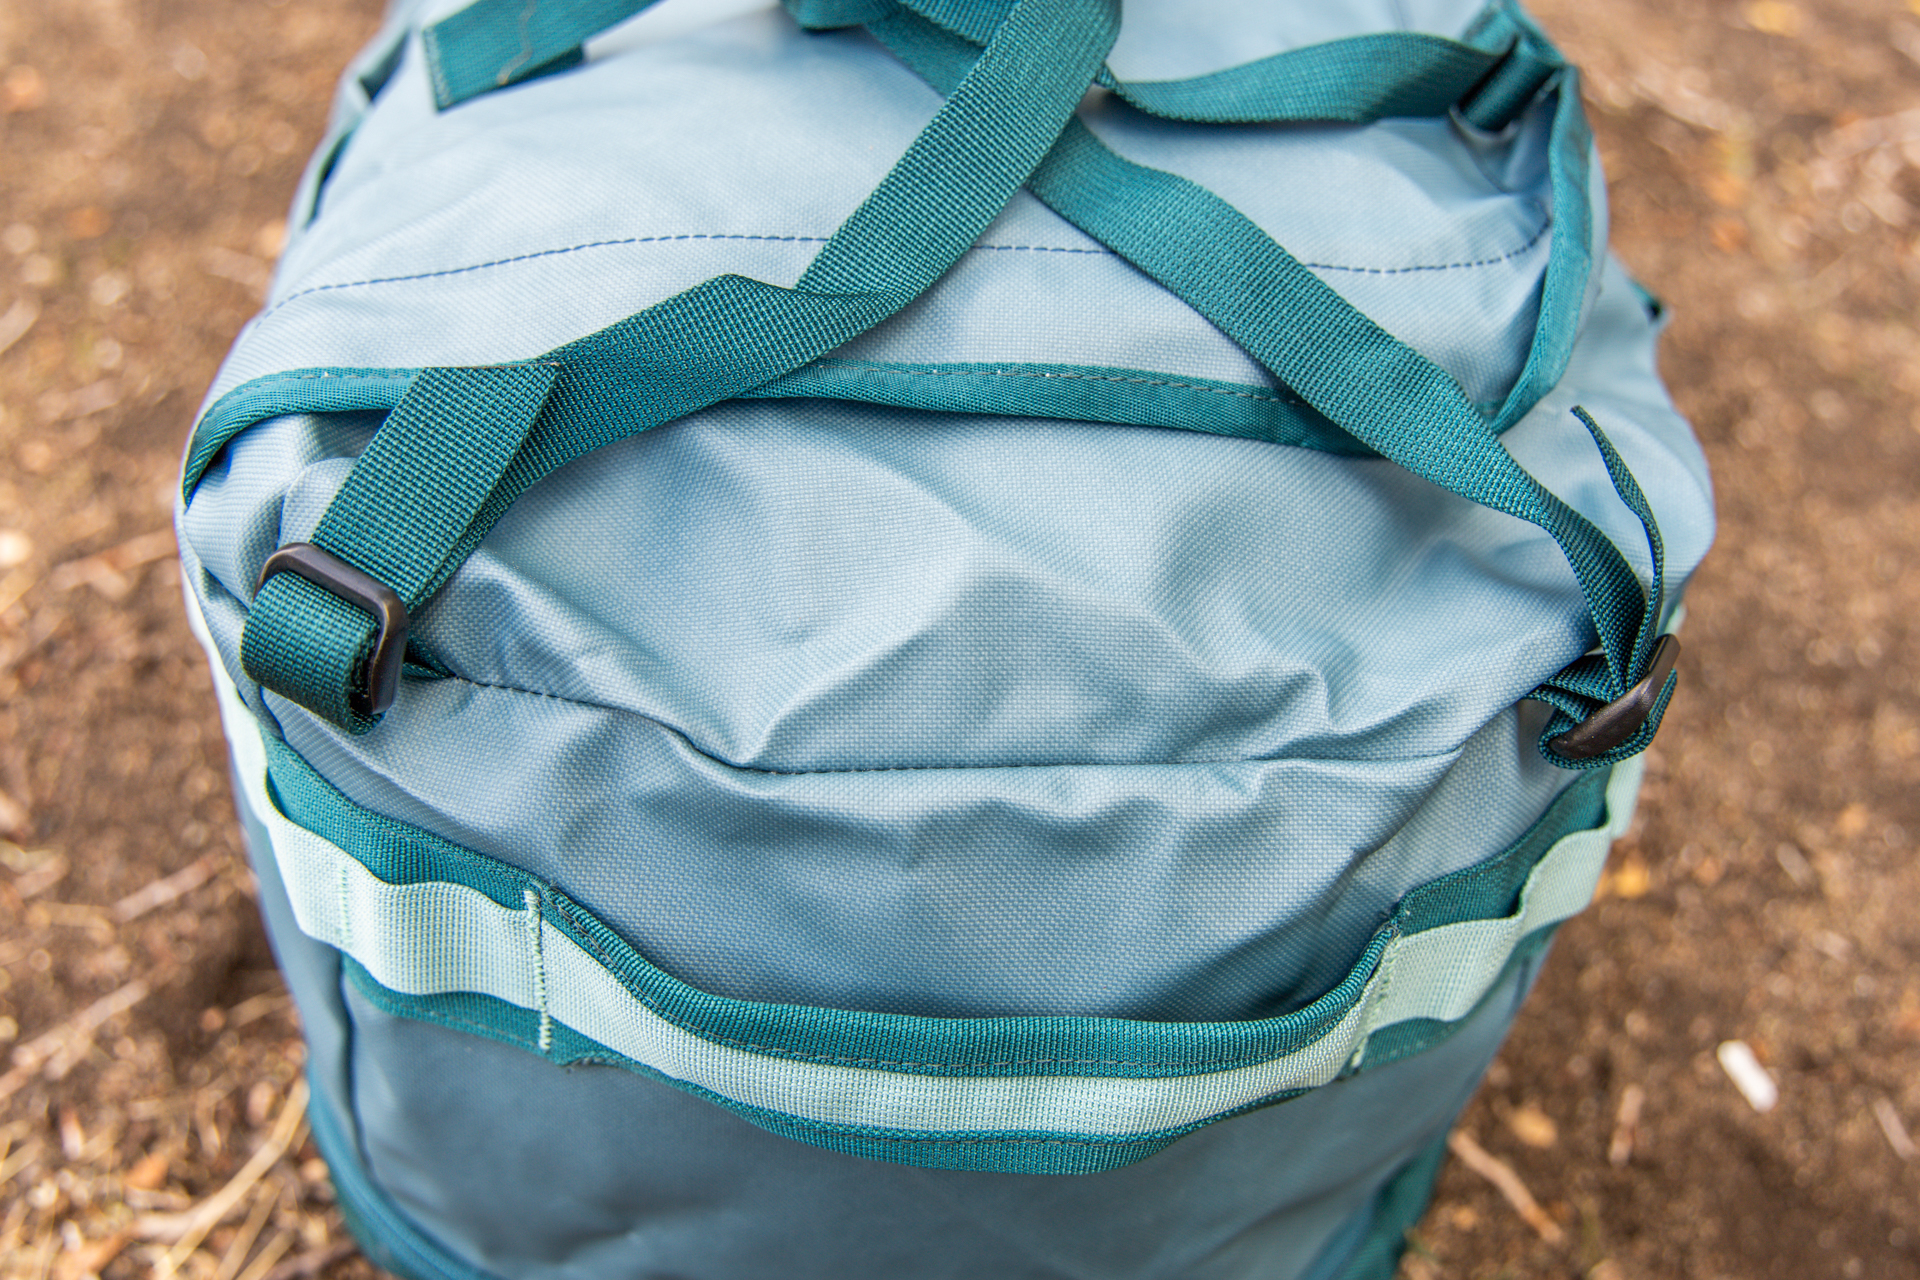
[177,0,1715,1276]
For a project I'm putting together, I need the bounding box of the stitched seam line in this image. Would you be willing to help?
[546,896,1326,1073]
[429,671,1462,773]
[258,218,1551,322]
[523,887,552,1052]
[799,361,1293,404]
[1300,216,1550,275]
[257,235,1106,322]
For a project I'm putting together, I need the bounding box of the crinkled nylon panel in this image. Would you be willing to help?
[208,3,1562,413]
[203,619,1639,1139]
[179,259,1709,1022]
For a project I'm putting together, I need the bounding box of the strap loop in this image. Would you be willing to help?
[1548,634,1679,761]
[1455,6,1562,131]
[254,544,410,719]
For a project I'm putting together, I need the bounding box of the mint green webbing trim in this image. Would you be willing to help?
[239,0,1120,734]
[871,10,1672,772]
[197,588,1641,1172]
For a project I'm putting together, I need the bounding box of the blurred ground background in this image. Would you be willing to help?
[0,1,1916,1277]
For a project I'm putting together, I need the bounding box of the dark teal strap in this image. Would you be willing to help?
[421,0,667,110]
[872,11,1668,771]
[242,364,560,730]
[870,0,1560,128]
[425,0,1557,132]
[244,0,1120,733]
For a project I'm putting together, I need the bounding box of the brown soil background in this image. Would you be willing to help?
[1,2,1917,1278]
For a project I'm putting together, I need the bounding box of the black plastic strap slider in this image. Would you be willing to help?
[1549,634,1680,762]
[256,543,410,720]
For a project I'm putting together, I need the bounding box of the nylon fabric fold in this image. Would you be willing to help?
[200,592,1645,1174]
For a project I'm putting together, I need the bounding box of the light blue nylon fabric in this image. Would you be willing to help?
[180,255,1710,1023]
[179,0,1717,1268]
[209,4,1564,418]
[234,769,1534,1280]
[234,739,1542,1278]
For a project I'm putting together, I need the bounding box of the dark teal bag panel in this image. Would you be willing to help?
[242,754,1515,1280]
[237,786,1529,1280]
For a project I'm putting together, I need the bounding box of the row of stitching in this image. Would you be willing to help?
[442,673,1245,774]
[433,671,1466,774]
[1299,216,1550,275]
[258,218,1551,323]
[256,234,1108,323]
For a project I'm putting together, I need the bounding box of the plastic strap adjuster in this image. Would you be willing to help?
[255,543,410,719]
[1548,634,1680,762]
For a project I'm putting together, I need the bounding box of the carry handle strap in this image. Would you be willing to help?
[241,0,1120,733]
[867,6,1674,770]
[423,0,1557,131]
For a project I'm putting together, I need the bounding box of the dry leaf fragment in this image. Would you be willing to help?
[1507,1103,1559,1149]
[0,298,38,360]
[1873,1097,1917,1161]
[1711,217,1749,254]
[51,1231,128,1280]
[1,66,45,113]
[125,1151,170,1191]
[0,794,31,844]
[1744,1,1803,36]
[1609,1085,1645,1167]
[1611,858,1651,899]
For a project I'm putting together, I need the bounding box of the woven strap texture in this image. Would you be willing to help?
[245,0,1673,768]
[857,1,1671,769]
[241,0,1121,732]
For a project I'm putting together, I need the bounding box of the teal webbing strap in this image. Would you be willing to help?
[421,0,668,110]
[241,364,558,729]
[243,0,1120,733]
[871,0,1559,128]
[1098,32,1547,126]
[870,11,1668,770]
[425,0,1557,131]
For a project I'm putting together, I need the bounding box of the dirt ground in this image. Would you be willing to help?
[0,1,1916,1278]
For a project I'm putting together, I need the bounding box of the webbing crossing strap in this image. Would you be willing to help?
[423,0,1559,131]
[239,0,1676,768]
[241,0,1120,731]
[860,5,1673,769]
